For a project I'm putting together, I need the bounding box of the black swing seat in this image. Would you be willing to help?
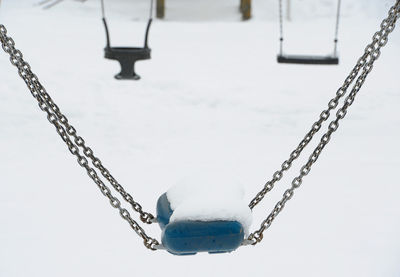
[277,54,339,65]
[102,18,152,80]
[104,47,151,80]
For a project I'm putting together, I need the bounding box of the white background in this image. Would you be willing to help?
[0,0,399,276]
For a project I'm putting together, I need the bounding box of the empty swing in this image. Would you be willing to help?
[277,0,341,65]
[100,0,154,80]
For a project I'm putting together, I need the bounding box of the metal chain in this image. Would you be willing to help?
[279,0,284,55]
[30,79,156,224]
[247,1,400,245]
[1,0,398,251]
[333,0,342,56]
[38,82,156,223]
[3,32,155,223]
[250,0,398,210]
[0,25,160,250]
[249,50,367,209]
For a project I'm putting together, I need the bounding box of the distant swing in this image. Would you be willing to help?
[100,0,154,80]
[277,0,342,65]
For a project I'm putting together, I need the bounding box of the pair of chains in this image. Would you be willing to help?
[247,0,400,245]
[0,25,160,250]
[0,0,399,251]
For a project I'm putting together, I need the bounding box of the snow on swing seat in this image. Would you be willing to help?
[156,180,252,255]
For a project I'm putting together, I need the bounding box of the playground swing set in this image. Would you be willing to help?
[0,0,399,256]
[97,0,344,80]
[37,0,343,75]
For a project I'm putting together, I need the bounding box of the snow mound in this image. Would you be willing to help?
[166,176,253,235]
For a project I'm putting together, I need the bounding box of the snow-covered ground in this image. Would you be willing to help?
[0,0,399,276]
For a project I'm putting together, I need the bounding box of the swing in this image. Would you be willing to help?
[0,0,399,255]
[277,0,341,65]
[101,0,154,80]
[157,192,247,255]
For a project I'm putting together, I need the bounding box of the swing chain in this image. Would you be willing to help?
[1,0,399,251]
[0,24,155,225]
[248,50,368,210]
[247,1,400,246]
[0,25,160,250]
[36,81,156,223]
[278,0,283,55]
[334,0,342,56]
[249,0,400,211]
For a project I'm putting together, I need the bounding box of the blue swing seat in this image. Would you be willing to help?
[156,193,245,255]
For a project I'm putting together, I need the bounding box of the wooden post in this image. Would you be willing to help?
[156,0,165,19]
[241,0,251,20]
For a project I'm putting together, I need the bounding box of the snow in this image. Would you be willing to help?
[0,0,399,276]
[167,175,253,235]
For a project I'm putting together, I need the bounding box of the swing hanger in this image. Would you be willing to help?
[0,0,399,255]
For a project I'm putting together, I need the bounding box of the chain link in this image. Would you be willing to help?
[0,25,159,250]
[248,51,366,209]
[250,1,400,210]
[1,25,155,224]
[34,72,155,224]
[247,1,400,245]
